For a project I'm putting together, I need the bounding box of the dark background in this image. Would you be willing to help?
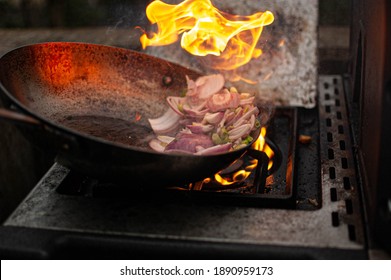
[0,0,350,222]
[0,0,349,28]
[0,0,148,28]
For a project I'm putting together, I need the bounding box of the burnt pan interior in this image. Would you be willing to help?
[0,42,200,148]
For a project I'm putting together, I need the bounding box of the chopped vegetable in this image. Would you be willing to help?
[148,74,260,155]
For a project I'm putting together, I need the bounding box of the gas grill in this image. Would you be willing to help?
[0,76,366,259]
[0,0,390,259]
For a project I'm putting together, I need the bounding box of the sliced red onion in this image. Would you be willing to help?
[157,135,175,144]
[195,145,205,153]
[215,110,233,134]
[195,143,232,155]
[240,96,255,106]
[178,119,193,129]
[240,93,251,98]
[149,139,166,153]
[249,114,256,129]
[163,149,195,155]
[166,96,185,116]
[195,75,207,86]
[148,108,181,134]
[228,124,252,141]
[224,110,237,125]
[148,74,260,155]
[206,89,240,112]
[186,94,204,108]
[187,123,214,134]
[196,74,225,99]
[165,133,214,153]
[233,106,259,128]
[182,103,209,117]
[186,75,197,96]
[202,112,224,124]
[226,108,243,126]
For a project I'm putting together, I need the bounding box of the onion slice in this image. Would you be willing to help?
[149,139,166,153]
[147,74,261,155]
[233,106,259,128]
[166,96,185,116]
[228,124,252,141]
[148,108,181,134]
[195,143,232,155]
[206,89,240,112]
[196,74,225,99]
[240,96,255,106]
[203,112,224,124]
[187,123,214,134]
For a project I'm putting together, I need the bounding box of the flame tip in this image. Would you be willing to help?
[140,0,274,81]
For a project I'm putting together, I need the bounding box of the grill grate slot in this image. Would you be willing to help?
[337,111,342,119]
[345,199,353,214]
[329,167,336,179]
[338,125,344,134]
[330,188,338,201]
[332,212,340,227]
[343,177,351,190]
[328,148,335,160]
[327,132,333,142]
[340,140,346,150]
[318,75,364,245]
[341,158,348,169]
[348,225,357,241]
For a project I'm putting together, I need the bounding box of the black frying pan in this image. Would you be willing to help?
[0,42,262,187]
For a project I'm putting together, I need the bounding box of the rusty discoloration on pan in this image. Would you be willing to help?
[1,43,199,129]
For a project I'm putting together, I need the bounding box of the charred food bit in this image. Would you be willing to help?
[299,134,312,144]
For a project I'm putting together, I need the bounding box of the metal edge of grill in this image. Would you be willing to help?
[318,75,365,245]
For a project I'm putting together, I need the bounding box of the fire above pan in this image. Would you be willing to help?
[144,0,318,108]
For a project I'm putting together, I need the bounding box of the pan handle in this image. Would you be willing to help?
[0,107,41,126]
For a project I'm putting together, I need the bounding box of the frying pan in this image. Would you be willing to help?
[0,42,262,187]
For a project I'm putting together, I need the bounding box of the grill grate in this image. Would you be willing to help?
[318,75,365,243]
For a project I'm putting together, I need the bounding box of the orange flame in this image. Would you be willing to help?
[211,126,274,186]
[140,0,274,71]
[215,170,251,186]
[252,127,274,170]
